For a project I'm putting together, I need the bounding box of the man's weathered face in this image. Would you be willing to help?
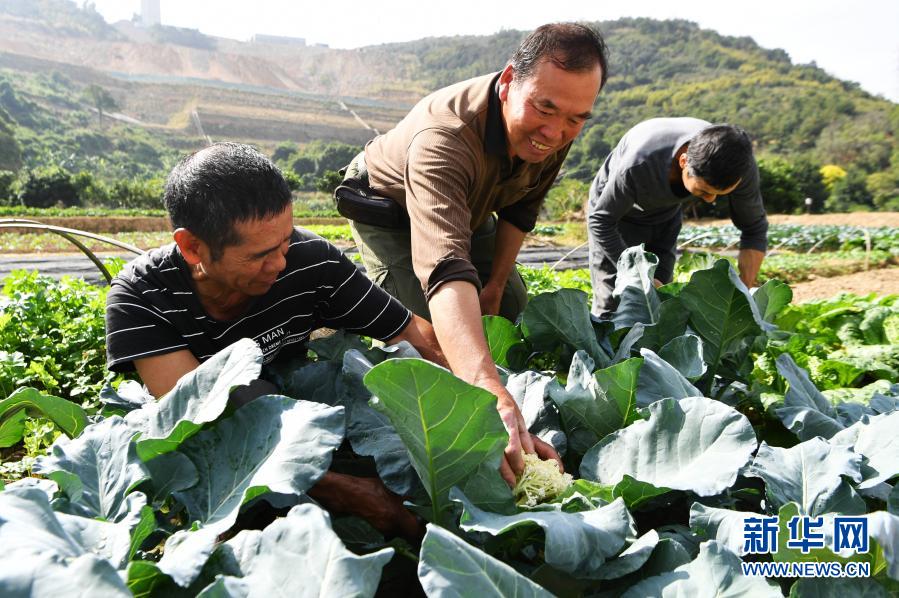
[499,58,602,163]
[201,206,294,297]
[679,153,741,203]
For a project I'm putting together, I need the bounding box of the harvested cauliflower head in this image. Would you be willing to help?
[513,452,573,507]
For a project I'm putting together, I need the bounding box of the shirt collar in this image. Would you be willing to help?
[484,72,507,157]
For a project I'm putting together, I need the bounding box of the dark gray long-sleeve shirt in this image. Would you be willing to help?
[587,117,768,268]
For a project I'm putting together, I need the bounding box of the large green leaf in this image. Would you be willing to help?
[635,349,702,407]
[0,409,27,448]
[580,397,756,497]
[126,338,262,461]
[748,439,864,516]
[633,296,690,353]
[483,315,525,368]
[520,288,610,368]
[868,511,899,580]
[678,259,764,382]
[611,246,661,331]
[196,503,393,598]
[158,527,220,588]
[0,552,131,597]
[548,351,632,457]
[595,357,642,429]
[506,370,566,455]
[775,354,845,441]
[753,279,793,322]
[453,488,633,577]
[621,541,781,597]
[142,451,199,506]
[0,386,87,440]
[0,488,141,567]
[592,529,660,581]
[173,396,344,535]
[658,334,707,381]
[340,349,421,496]
[831,411,899,489]
[33,415,149,522]
[689,503,758,556]
[417,524,554,598]
[363,358,508,525]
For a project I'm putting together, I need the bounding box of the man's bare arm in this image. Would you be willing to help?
[428,280,560,485]
[738,248,765,288]
[479,220,527,316]
[388,314,447,367]
[134,350,201,398]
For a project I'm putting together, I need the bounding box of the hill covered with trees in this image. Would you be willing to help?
[0,2,895,213]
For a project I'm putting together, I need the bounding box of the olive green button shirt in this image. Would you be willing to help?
[363,72,570,299]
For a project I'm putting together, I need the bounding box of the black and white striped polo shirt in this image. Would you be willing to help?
[105,228,411,372]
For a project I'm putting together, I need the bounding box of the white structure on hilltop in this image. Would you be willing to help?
[141,0,161,27]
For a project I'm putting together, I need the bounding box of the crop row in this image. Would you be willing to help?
[679,224,899,253]
[0,251,897,595]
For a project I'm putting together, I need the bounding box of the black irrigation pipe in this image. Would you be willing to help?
[0,219,145,284]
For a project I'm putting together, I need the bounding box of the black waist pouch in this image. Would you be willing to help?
[334,181,409,229]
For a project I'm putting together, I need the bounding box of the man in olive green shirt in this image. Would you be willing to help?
[338,23,608,484]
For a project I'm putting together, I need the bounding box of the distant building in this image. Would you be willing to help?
[141,0,161,27]
[251,34,306,47]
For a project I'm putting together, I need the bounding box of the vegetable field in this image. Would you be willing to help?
[0,249,898,596]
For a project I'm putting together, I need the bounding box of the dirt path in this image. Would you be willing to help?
[790,267,899,303]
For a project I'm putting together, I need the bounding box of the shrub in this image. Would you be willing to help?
[16,166,80,208]
[542,178,589,221]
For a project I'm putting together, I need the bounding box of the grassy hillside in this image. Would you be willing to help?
[0,2,896,211]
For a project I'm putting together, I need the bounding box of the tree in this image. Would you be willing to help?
[791,158,827,213]
[819,164,847,192]
[82,84,119,128]
[757,157,802,214]
[0,170,16,205]
[17,166,81,208]
[825,168,872,212]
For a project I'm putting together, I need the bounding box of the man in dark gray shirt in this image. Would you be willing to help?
[586,117,768,314]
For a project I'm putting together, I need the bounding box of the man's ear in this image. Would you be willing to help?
[498,64,515,101]
[173,228,205,266]
[678,152,688,170]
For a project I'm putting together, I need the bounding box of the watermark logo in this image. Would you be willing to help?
[740,514,870,578]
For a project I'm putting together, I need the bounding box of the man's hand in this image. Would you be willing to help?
[495,388,562,485]
[308,472,423,543]
[478,282,504,316]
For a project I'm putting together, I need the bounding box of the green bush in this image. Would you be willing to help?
[16,166,81,208]
[106,177,164,210]
[0,170,15,205]
[757,157,803,213]
[825,168,873,211]
[541,178,589,221]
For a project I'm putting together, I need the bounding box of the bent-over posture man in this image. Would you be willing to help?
[105,142,442,539]
[587,117,768,315]
[338,23,607,483]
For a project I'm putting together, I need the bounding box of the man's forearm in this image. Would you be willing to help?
[738,248,765,288]
[428,280,504,392]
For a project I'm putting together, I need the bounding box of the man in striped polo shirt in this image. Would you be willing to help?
[105,142,442,539]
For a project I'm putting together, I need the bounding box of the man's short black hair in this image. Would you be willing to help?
[510,22,608,90]
[685,125,754,190]
[164,142,292,260]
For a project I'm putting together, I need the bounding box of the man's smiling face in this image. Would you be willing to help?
[499,58,603,163]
